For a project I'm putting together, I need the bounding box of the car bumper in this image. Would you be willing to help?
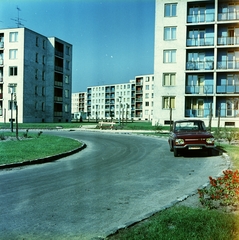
[175,144,214,150]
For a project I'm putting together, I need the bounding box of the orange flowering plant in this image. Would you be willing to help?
[198,169,239,209]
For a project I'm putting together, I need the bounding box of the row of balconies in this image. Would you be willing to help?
[186,60,239,71]
[185,108,239,118]
[187,11,239,24]
[187,36,239,47]
[185,84,239,94]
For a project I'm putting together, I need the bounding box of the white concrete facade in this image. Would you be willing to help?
[0,27,72,123]
[153,0,239,128]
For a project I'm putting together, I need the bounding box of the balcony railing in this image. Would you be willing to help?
[0,77,3,82]
[217,85,239,93]
[54,81,63,87]
[216,108,239,118]
[0,42,3,48]
[55,50,63,58]
[54,111,63,117]
[218,12,239,21]
[218,36,239,46]
[217,60,239,70]
[55,66,63,72]
[54,96,63,102]
[186,61,214,70]
[136,98,143,102]
[185,108,211,118]
[186,85,213,94]
[0,59,3,65]
[187,37,214,47]
[187,13,215,23]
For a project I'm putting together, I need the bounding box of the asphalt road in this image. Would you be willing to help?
[0,130,229,239]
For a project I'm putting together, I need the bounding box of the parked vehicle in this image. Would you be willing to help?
[168,120,215,157]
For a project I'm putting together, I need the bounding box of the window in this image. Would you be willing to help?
[66,46,70,55]
[164,27,176,40]
[9,32,18,42]
[9,67,17,76]
[36,37,39,46]
[36,53,38,63]
[42,102,45,111]
[65,89,69,98]
[163,96,175,109]
[42,55,45,65]
[42,87,45,96]
[35,69,38,79]
[145,102,149,106]
[43,40,46,49]
[35,86,38,95]
[65,75,69,83]
[42,71,45,81]
[65,104,69,112]
[9,49,18,59]
[164,3,177,17]
[163,50,176,63]
[145,85,149,90]
[66,60,70,70]
[163,73,176,86]
[145,93,149,99]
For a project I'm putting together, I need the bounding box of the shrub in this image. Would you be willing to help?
[198,170,239,209]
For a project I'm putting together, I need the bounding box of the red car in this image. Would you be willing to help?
[168,120,215,157]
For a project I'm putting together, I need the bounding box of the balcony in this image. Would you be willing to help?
[0,93,2,99]
[136,97,143,102]
[54,81,63,87]
[186,61,214,70]
[54,96,63,102]
[217,85,239,94]
[218,36,239,46]
[187,37,214,47]
[187,13,215,23]
[55,66,63,72]
[0,77,3,82]
[0,59,3,65]
[0,108,2,116]
[217,60,239,70]
[216,108,239,118]
[186,85,213,94]
[185,108,211,118]
[54,111,63,117]
[218,12,239,21]
[0,42,3,48]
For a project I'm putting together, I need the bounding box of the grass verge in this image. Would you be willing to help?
[107,206,239,240]
[0,133,82,165]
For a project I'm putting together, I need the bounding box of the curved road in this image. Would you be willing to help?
[0,130,229,239]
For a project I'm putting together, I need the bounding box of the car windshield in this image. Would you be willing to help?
[174,121,206,131]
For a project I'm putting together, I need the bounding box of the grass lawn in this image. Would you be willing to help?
[0,132,82,165]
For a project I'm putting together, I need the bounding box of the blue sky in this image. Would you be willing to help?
[0,0,155,92]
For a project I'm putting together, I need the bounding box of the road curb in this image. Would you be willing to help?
[0,142,87,170]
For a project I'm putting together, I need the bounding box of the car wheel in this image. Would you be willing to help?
[169,143,173,152]
[174,148,179,157]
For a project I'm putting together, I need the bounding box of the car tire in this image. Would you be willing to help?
[174,148,179,157]
[169,143,173,152]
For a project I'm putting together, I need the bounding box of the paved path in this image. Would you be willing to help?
[0,130,229,239]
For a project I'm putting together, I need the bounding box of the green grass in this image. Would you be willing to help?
[108,206,239,240]
[0,133,82,165]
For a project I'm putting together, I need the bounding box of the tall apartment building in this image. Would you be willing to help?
[153,0,239,128]
[78,74,154,121]
[0,27,72,123]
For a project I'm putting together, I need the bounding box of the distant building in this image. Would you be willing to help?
[0,27,72,123]
[71,92,87,120]
[72,74,154,121]
[153,0,239,127]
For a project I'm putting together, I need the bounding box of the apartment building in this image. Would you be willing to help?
[153,0,239,128]
[71,92,87,120]
[0,27,72,123]
[74,74,154,121]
